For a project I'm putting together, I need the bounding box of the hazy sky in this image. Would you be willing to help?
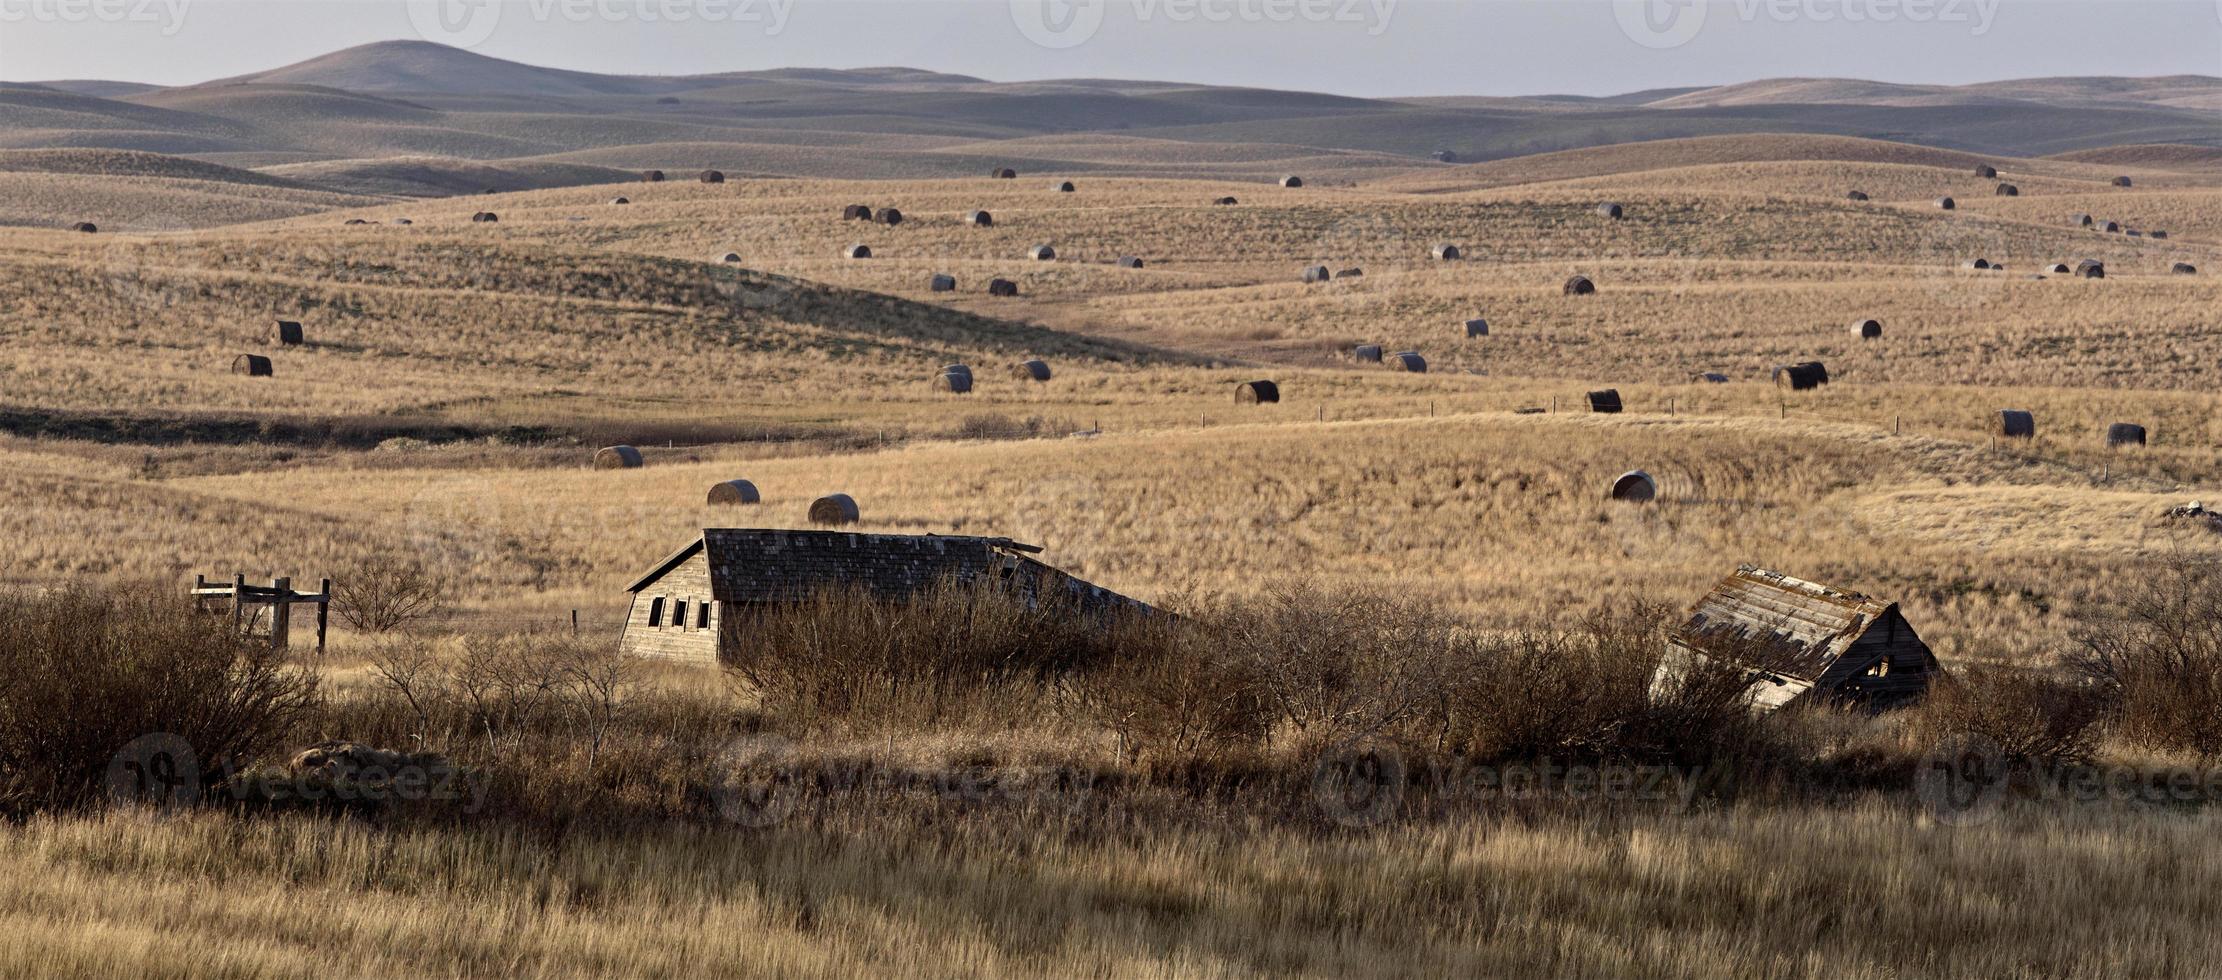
[0,0,2217,96]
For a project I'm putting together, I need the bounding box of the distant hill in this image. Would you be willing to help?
[2048,143,2222,172]
[260,156,637,197]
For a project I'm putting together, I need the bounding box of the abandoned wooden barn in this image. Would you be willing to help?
[620,530,1150,663]
[1656,565,1938,712]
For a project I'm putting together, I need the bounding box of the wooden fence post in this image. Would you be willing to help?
[270,577,291,650]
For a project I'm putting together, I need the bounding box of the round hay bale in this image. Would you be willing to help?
[841,204,870,220]
[844,244,872,259]
[1116,256,1144,269]
[699,170,725,184]
[70,222,96,233]
[1935,197,1955,210]
[965,209,993,226]
[1433,149,1460,163]
[992,168,1017,179]
[1596,202,1624,219]
[809,493,860,525]
[1279,175,1304,188]
[1051,180,1075,193]
[1587,389,1623,413]
[392,218,413,226]
[874,207,903,226]
[1846,190,1869,201]
[343,218,370,226]
[1302,265,1332,284]
[1853,318,1882,339]
[929,274,957,292]
[231,354,272,377]
[1563,275,1595,295]
[2172,262,2198,275]
[1698,372,1730,383]
[2095,219,2121,233]
[2106,422,2147,448]
[2112,175,2132,188]
[1213,196,1238,205]
[939,370,973,393]
[1020,359,1052,382]
[1995,183,2019,196]
[2075,259,2105,279]
[1772,361,1830,390]
[1235,380,1280,404]
[707,480,761,505]
[2049,263,2071,274]
[1609,470,1657,503]
[719,252,742,263]
[942,364,973,381]
[2151,230,2169,240]
[1963,258,1991,270]
[987,278,1019,297]
[1431,243,1462,260]
[610,196,630,205]
[1352,344,1383,363]
[1387,351,1426,373]
[1337,268,1364,278]
[1464,318,1489,338]
[275,320,303,345]
[1029,244,1056,261]
[1974,164,1997,178]
[2073,213,2093,227]
[594,445,643,469]
[642,170,665,182]
[1997,410,2036,439]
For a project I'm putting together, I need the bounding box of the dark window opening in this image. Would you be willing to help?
[648,596,666,627]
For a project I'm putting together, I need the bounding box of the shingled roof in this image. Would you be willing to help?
[1672,566,1902,682]
[627,529,1151,615]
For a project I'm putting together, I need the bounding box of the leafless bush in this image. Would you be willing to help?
[334,559,447,633]
[1069,614,1270,759]
[2070,557,2222,757]
[1918,667,2107,767]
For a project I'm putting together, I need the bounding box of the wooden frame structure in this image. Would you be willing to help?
[193,574,331,652]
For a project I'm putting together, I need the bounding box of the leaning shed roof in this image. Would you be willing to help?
[625,529,1151,615]
[1671,565,1908,683]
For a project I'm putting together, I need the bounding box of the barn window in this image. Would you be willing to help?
[647,596,666,627]
[674,599,690,630]
[698,601,716,629]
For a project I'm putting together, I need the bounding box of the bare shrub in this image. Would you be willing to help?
[1070,614,1271,759]
[2070,557,2222,757]
[334,559,447,633]
[1917,667,2107,767]
[0,586,317,811]
[1209,586,1454,750]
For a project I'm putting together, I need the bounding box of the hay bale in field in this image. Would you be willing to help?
[1302,265,1332,283]
[2112,175,2133,188]
[943,364,972,382]
[1027,244,1056,261]
[965,209,993,226]
[1853,318,1881,340]
[1433,149,1460,163]
[1020,359,1052,382]
[610,196,630,205]
[875,207,904,226]
[643,170,665,182]
[2150,230,2168,240]
[1995,183,2019,196]
[1610,470,1657,503]
[707,480,761,505]
[1563,274,1595,295]
[2097,219,2121,233]
[844,244,872,259]
[1387,351,1426,373]
[343,218,370,226]
[719,252,742,263]
[2075,259,2105,279]
[1432,243,1462,260]
[392,218,413,225]
[1846,190,1869,201]
[1996,410,2035,439]
[70,221,96,233]
[992,168,1017,179]
[2049,263,2071,274]
[275,320,303,345]
[1772,361,1829,390]
[1337,268,1364,278]
[1117,256,1145,269]
[471,211,499,223]
[699,170,725,184]
[988,278,1019,297]
[594,445,644,469]
[231,354,272,377]
[1353,344,1383,363]
[1974,164,1997,178]
[809,493,860,525]
[939,369,973,393]
[1699,372,1730,383]
[1235,380,1279,404]
[2074,213,2093,227]
[2106,423,2147,448]
[2173,262,2198,275]
[930,274,956,292]
[1596,202,1624,219]
[841,204,870,220]
[1465,318,1489,338]
[1935,197,1955,210]
[1587,389,1623,414]
[1279,175,1304,188]
[1052,180,1075,192]
[1963,258,1991,270]
[1213,196,1238,205]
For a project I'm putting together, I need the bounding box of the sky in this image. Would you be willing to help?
[0,0,2216,97]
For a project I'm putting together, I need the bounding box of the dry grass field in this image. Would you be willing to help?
[6,123,2222,977]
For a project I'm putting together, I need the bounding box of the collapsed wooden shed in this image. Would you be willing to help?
[1657,565,1938,712]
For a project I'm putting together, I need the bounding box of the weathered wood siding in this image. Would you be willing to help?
[620,548,723,664]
